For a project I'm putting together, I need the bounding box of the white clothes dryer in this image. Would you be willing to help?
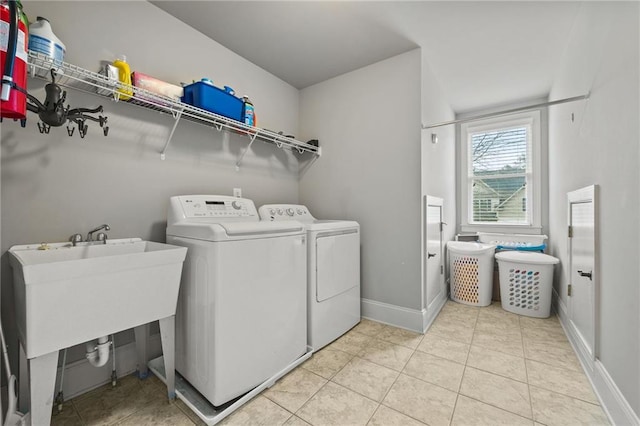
[166,195,307,408]
[259,204,360,351]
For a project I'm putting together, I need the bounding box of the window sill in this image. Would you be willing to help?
[460,224,543,235]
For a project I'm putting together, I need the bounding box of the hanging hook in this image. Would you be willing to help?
[78,123,88,139]
[37,122,50,134]
[66,125,75,137]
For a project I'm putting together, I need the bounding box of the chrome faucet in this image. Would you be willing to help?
[87,224,110,242]
[69,233,83,246]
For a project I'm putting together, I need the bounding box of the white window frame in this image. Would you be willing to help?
[460,111,541,233]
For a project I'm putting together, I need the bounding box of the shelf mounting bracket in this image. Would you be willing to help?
[160,110,183,160]
[235,132,258,171]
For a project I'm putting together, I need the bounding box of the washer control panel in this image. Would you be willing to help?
[175,195,256,219]
[259,204,315,222]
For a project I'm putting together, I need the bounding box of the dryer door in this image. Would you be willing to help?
[316,230,360,302]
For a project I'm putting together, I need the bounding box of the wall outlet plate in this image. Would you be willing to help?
[233,188,242,198]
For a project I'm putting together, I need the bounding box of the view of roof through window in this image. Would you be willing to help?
[470,127,529,224]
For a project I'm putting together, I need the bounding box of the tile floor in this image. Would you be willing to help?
[51,301,609,426]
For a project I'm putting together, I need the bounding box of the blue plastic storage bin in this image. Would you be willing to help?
[181,82,244,122]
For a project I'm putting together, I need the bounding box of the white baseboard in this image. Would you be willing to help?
[422,293,447,333]
[55,333,163,400]
[361,298,424,333]
[553,290,640,426]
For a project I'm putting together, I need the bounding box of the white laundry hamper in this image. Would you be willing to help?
[495,251,559,318]
[447,242,495,306]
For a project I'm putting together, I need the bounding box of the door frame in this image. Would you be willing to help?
[567,184,598,365]
[423,195,444,312]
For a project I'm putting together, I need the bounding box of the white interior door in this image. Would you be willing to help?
[424,196,444,310]
[568,185,597,361]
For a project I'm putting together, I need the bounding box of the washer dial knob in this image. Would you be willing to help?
[286,208,294,216]
[296,208,304,215]
[277,208,284,215]
[231,201,242,210]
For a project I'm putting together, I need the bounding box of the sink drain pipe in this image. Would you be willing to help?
[85,336,111,367]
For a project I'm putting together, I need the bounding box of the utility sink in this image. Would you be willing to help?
[9,238,187,359]
[8,238,187,426]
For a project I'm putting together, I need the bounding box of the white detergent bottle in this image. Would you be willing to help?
[28,16,66,63]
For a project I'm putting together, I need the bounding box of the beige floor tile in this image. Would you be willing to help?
[429,320,475,344]
[459,367,532,419]
[74,376,155,426]
[139,372,167,395]
[523,338,582,371]
[382,374,457,426]
[402,351,465,392]
[451,395,534,426]
[367,405,425,426]
[530,386,609,426]
[301,347,353,379]
[521,324,568,343]
[328,330,373,355]
[283,415,312,425]
[358,339,414,371]
[116,398,195,426]
[466,344,527,382]
[174,398,208,426]
[263,368,327,413]
[472,329,524,357]
[297,382,378,426]
[332,357,399,402]
[416,333,470,365]
[442,300,480,314]
[478,306,521,325]
[519,315,563,331]
[377,325,424,349]
[475,315,521,336]
[526,359,598,404]
[352,319,387,337]
[51,404,83,426]
[218,396,292,426]
[436,306,479,325]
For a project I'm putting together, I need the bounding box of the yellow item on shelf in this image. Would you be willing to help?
[112,55,133,100]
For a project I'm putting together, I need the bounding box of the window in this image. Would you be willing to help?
[460,111,541,231]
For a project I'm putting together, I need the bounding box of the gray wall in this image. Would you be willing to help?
[299,49,424,311]
[420,56,456,267]
[547,2,639,417]
[2,1,302,378]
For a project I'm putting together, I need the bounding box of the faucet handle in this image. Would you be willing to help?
[96,232,108,244]
[69,234,83,246]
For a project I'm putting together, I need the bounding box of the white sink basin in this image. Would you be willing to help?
[9,238,187,359]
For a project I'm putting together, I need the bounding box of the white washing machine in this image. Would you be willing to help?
[259,204,360,351]
[166,195,307,408]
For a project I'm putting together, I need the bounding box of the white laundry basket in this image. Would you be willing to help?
[447,242,495,307]
[495,251,559,318]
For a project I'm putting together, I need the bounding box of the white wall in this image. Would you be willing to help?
[1,0,301,392]
[547,2,639,420]
[299,50,423,315]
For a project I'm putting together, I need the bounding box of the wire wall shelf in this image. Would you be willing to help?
[27,51,320,165]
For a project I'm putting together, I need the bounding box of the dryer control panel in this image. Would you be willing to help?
[258,204,315,222]
[169,195,258,224]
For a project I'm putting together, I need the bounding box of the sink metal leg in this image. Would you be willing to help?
[133,324,150,379]
[19,343,29,414]
[159,315,176,400]
[29,350,59,426]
